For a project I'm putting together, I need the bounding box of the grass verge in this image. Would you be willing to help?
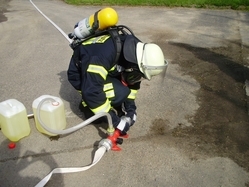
[64,0,249,10]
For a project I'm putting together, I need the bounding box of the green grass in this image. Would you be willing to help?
[64,0,249,10]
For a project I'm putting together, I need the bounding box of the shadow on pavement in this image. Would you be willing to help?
[0,139,65,187]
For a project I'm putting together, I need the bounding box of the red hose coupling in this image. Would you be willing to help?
[107,129,129,151]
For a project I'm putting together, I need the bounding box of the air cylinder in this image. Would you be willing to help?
[0,99,30,142]
[73,7,118,39]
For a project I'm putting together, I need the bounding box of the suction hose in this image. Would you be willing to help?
[37,98,114,135]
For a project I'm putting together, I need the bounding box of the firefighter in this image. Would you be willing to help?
[67,32,167,135]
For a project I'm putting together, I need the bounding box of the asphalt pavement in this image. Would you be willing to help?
[0,0,249,187]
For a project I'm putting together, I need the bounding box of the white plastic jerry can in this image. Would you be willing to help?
[0,99,31,142]
[32,95,67,136]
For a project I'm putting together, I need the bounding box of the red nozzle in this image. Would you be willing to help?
[107,129,129,151]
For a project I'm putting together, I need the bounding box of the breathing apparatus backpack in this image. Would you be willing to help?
[68,7,135,66]
[69,25,134,65]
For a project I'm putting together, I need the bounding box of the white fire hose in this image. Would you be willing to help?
[29,0,72,43]
[29,1,115,186]
[35,146,107,187]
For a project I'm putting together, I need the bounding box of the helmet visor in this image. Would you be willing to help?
[141,59,169,80]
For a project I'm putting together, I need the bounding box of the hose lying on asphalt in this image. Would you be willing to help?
[29,1,113,186]
[29,0,72,43]
[34,146,107,187]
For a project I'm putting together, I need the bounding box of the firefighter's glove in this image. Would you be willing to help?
[121,116,132,126]
[125,112,137,126]
[109,110,130,134]
[117,116,131,135]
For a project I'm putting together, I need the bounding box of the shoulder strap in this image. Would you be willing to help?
[108,28,122,64]
[72,45,81,70]
[107,25,135,64]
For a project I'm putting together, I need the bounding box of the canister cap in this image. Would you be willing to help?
[8,142,16,149]
[52,102,59,106]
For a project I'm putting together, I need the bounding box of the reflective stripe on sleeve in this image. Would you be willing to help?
[103,83,113,91]
[104,83,114,99]
[127,89,138,100]
[117,119,126,131]
[105,90,115,99]
[91,99,111,113]
[87,65,108,80]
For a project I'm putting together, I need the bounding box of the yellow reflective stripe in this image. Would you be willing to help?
[87,65,108,80]
[96,35,110,43]
[128,89,137,99]
[82,35,110,45]
[103,83,113,91]
[109,65,116,71]
[82,37,98,45]
[81,100,87,107]
[91,99,111,113]
[105,90,115,99]
[104,83,114,99]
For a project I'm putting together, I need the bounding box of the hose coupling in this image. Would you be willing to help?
[107,127,115,136]
[98,138,112,151]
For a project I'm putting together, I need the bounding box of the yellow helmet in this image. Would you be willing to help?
[136,42,168,80]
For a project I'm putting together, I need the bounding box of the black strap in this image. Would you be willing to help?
[72,45,81,70]
[92,10,100,31]
[108,28,122,64]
